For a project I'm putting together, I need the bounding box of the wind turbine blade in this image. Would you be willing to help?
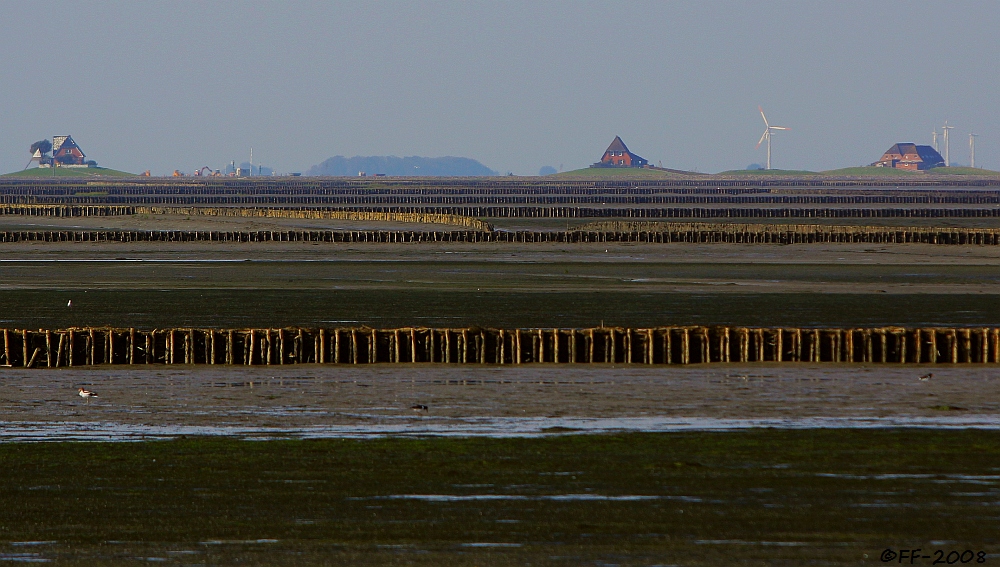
[759,106,769,128]
[756,130,768,149]
[770,126,790,131]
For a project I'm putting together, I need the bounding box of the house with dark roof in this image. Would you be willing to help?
[592,136,648,168]
[875,143,944,170]
[51,135,88,166]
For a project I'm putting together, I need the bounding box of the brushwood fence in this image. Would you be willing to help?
[9,204,1000,220]
[3,326,998,367]
[1,227,1000,245]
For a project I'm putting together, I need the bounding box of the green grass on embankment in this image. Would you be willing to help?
[820,166,920,176]
[552,167,694,179]
[1,430,997,565]
[2,166,135,177]
[926,166,1000,176]
[716,168,819,176]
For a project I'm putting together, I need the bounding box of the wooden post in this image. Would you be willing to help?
[624,329,631,364]
[515,329,522,364]
[461,329,468,363]
[56,333,65,367]
[880,330,888,363]
[587,329,595,363]
[88,329,95,365]
[682,328,690,365]
[319,329,326,364]
[391,329,399,363]
[479,331,486,364]
[248,330,256,365]
[209,331,216,364]
[604,329,613,363]
[647,329,655,364]
[411,329,418,363]
[553,329,560,364]
[3,329,8,366]
[23,330,30,367]
[739,328,748,363]
[45,331,53,367]
[950,329,958,364]
[351,329,359,364]
[700,328,710,363]
[538,329,545,363]
[264,329,272,365]
[775,329,783,362]
[498,330,505,364]
[445,330,451,363]
[129,328,136,365]
[334,330,341,364]
[370,329,377,363]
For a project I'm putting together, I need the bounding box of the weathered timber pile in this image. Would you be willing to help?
[1,227,1000,244]
[2,326,998,367]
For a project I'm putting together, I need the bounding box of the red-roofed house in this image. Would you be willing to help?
[52,135,87,166]
[592,136,648,168]
[875,143,944,170]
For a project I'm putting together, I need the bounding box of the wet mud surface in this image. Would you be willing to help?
[2,364,997,440]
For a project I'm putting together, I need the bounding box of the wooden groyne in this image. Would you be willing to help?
[3,227,1000,245]
[135,206,494,231]
[0,205,493,231]
[3,326,1000,367]
[9,203,1000,220]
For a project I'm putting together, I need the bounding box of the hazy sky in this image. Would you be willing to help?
[2,1,998,175]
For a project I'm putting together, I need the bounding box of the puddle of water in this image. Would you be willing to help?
[0,554,51,563]
[1,415,999,442]
[371,494,680,502]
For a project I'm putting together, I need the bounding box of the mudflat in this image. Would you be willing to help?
[1,364,996,437]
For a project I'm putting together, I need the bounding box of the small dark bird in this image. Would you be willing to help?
[78,387,98,403]
[919,373,933,381]
[410,404,429,412]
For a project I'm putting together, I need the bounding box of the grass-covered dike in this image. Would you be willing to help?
[1,430,997,565]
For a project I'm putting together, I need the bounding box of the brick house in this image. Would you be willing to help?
[875,143,944,170]
[51,135,87,166]
[593,136,648,168]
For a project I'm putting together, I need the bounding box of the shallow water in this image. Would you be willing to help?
[3,414,1000,442]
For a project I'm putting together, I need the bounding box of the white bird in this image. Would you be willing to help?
[919,373,933,381]
[67,300,72,307]
[78,387,98,402]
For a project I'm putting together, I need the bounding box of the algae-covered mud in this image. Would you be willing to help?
[1,431,997,566]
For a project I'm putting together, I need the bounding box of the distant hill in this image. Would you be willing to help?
[306,156,497,177]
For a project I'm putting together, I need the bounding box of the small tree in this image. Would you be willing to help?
[30,139,52,156]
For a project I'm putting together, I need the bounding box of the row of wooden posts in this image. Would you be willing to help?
[3,326,1000,368]
[2,228,1000,245]
[10,194,1000,205]
[7,203,1000,219]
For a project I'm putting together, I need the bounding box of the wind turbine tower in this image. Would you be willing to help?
[932,130,939,152]
[970,133,979,168]
[942,121,954,166]
[756,106,790,170]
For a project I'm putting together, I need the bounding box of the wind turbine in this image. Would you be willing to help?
[756,106,789,170]
[970,133,979,168]
[942,121,954,166]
